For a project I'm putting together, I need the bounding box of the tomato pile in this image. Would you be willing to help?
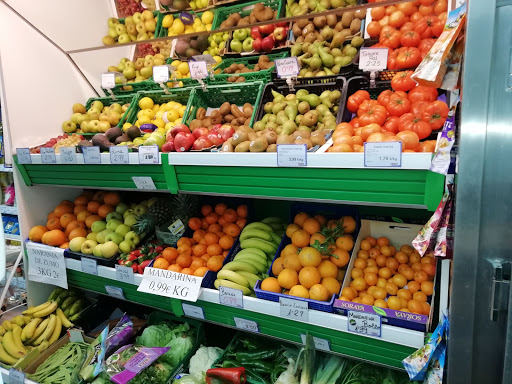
[366,0,447,70]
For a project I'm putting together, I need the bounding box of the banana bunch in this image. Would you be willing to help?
[214,217,285,296]
[49,288,87,322]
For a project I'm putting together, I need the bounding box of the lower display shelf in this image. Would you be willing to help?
[65,259,421,369]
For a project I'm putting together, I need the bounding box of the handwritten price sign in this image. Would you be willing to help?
[280,297,309,321]
[347,310,382,337]
[16,148,32,164]
[60,147,77,163]
[27,242,68,289]
[234,317,259,333]
[219,286,243,309]
[275,57,300,78]
[101,73,116,89]
[110,146,129,164]
[189,61,208,79]
[359,48,388,71]
[41,147,56,164]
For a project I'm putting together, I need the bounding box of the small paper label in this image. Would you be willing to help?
[280,297,309,322]
[153,65,170,83]
[27,242,68,289]
[300,334,331,351]
[277,144,307,167]
[60,147,77,164]
[40,147,56,164]
[116,265,135,284]
[275,57,300,78]
[68,329,85,343]
[219,286,243,309]
[16,148,32,164]
[347,310,382,337]
[132,176,156,190]
[182,303,205,319]
[192,54,217,65]
[102,73,116,89]
[138,145,160,164]
[83,146,101,163]
[359,48,389,71]
[168,219,185,236]
[138,267,203,302]
[234,317,259,333]
[105,285,126,300]
[81,257,98,275]
[8,369,24,384]
[364,142,402,167]
[189,61,208,79]
[110,146,129,164]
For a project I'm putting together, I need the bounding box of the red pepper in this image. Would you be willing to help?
[205,368,246,384]
[130,262,138,273]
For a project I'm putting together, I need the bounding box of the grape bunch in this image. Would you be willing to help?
[117,0,144,18]
[30,134,84,154]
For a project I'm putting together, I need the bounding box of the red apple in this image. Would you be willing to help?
[162,140,175,152]
[210,124,222,134]
[192,127,209,139]
[273,27,287,42]
[174,132,194,152]
[251,27,262,40]
[218,125,235,141]
[193,137,213,150]
[276,21,288,28]
[261,35,275,53]
[258,24,275,35]
[207,132,223,146]
[252,38,263,52]
[170,124,190,138]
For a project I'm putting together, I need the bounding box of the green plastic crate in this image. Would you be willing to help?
[208,51,289,85]
[211,0,284,31]
[182,81,264,127]
[161,57,200,89]
[102,79,161,97]
[158,0,215,14]
[157,11,212,38]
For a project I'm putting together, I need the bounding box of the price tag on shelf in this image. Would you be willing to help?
[189,61,208,79]
[359,48,389,71]
[132,176,156,190]
[182,303,205,319]
[347,310,382,337]
[8,369,25,384]
[192,54,217,65]
[300,334,331,352]
[116,265,135,284]
[364,142,402,167]
[153,65,170,83]
[40,147,57,164]
[277,144,307,167]
[16,148,32,164]
[60,147,77,164]
[68,329,85,343]
[105,285,126,300]
[81,257,98,276]
[275,57,300,78]
[101,73,116,89]
[110,146,129,164]
[27,242,68,289]
[279,297,309,322]
[234,317,259,333]
[138,145,160,164]
[83,146,101,164]
[138,267,203,302]
[168,219,185,236]
[219,286,243,309]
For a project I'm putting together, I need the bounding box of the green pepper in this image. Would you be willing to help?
[222,360,242,369]
[233,349,280,362]
[234,360,274,373]
[244,368,269,384]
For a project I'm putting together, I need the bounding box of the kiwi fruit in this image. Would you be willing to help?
[294,138,313,149]
[235,141,251,152]
[263,131,277,144]
[249,137,269,152]
[266,144,277,152]
[221,139,234,152]
[247,132,258,141]
[232,130,248,146]
[276,135,294,145]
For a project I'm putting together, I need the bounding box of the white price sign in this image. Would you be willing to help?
[364,142,402,167]
[234,317,259,333]
[105,285,126,300]
[275,57,300,78]
[138,267,203,302]
[132,176,156,190]
[27,242,68,289]
[168,219,185,236]
[110,146,129,164]
[60,147,77,164]
[68,329,85,343]
[83,146,101,163]
[153,65,170,83]
[219,286,243,309]
[277,144,307,167]
[138,145,160,164]
[182,303,205,319]
[8,369,25,384]
[81,257,98,275]
[280,297,309,322]
[347,310,382,337]
[16,148,32,164]
[189,61,208,79]
[300,334,331,351]
[359,48,389,71]
[192,54,217,65]
[115,264,135,284]
[40,147,56,164]
[101,73,116,89]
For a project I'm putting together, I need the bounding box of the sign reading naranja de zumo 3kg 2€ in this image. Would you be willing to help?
[137,267,203,302]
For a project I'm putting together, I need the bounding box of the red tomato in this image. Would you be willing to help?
[410,11,423,23]
[418,140,437,152]
[391,71,416,92]
[377,90,394,107]
[367,21,382,38]
[383,116,400,133]
[398,113,432,139]
[419,0,434,5]
[358,101,388,126]
[421,100,449,130]
[409,85,438,103]
[387,50,399,70]
[411,101,429,117]
[387,93,411,117]
[360,123,383,141]
[400,21,415,33]
[433,0,447,14]
[396,130,420,150]
[400,30,421,47]
[419,4,434,15]
[379,28,401,49]
[389,11,406,28]
[371,6,386,21]
[350,117,361,128]
[396,47,422,69]
[347,90,371,113]
[414,15,437,39]
[397,2,417,16]
[385,5,398,15]
[431,19,444,37]
[379,15,390,26]
[418,38,436,58]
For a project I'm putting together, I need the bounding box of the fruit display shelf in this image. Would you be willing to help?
[64,257,420,369]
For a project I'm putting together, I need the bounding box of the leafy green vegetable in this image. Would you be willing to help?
[313,354,347,384]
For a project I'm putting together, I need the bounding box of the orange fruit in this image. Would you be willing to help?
[153,258,170,270]
[286,224,301,238]
[223,209,238,223]
[236,205,248,218]
[87,201,100,214]
[372,286,387,300]
[74,205,88,215]
[291,230,310,248]
[309,233,326,246]
[163,247,179,262]
[299,266,321,288]
[298,247,322,267]
[29,225,48,243]
[360,239,371,251]
[201,219,209,229]
[45,229,67,246]
[336,235,354,251]
[408,280,421,294]
[281,244,299,257]
[420,281,434,296]
[47,212,58,221]
[357,250,369,259]
[207,255,224,272]
[376,237,389,247]
[413,291,428,302]
[223,223,240,237]
[47,218,63,231]
[192,244,207,257]
[194,267,209,277]
[351,268,364,279]
[421,263,436,278]
[204,232,220,246]
[351,277,367,292]
[341,287,357,300]
[92,191,105,203]
[271,257,286,276]
[177,237,192,247]
[85,215,102,228]
[97,204,114,218]
[60,242,69,249]
[386,257,399,271]
[277,268,299,289]
[41,231,50,244]
[176,254,192,268]
[302,218,321,235]
[365,272,378,286]
[219,235,234,250]
[330,248,350,267]
[208,223,222,233]
[400,244,414,255]
[392,273,407,288]
[205,212,219,225]
[74,195,89,206]
[321,277,341,296]
[77,210,92,222]
[68,228,87,240]
[378,267,393,279]
[414,271,428,283]
[313,215,326,225]
[385,282,399,295]
[60,213,77,229]
[236,218,247,229]
[53,204,73,218]
[181,268,194,275]
[293,212,309,227]
[214,203,227,215]
[289,285,309,298]
[103,192,120,206]
[261,277,281,293]
[408,299,423,313]
[190,257,206,270]
[374,299,388,308]
[283,253,302,272]
[193,229,206,243]
[201,205,213,217]
[340,216,356,233]
[395,251,408,264]
[421,301,431,315]
[317,260,338,278]
[387,296,402,310]
[188,217,201,231]
[354,258,367,270]
[207,243,222,256]
[309,284,330,301]
[397,288,412,301]
[177,245,191,256]
[361,294,375,305]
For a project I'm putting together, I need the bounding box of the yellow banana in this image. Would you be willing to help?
[2,321,13,331]
[33,315,56,346]
[12,317,24,327]
[22,316,32,325]
[56,308,73,328]
[29,318,49,343]
[2,332,25,358]
[0,325,6,336]
[0,342,18,365]
[11,326,26,354]
[37,340,49,352]
[22,301,52,315]
[47,316,62,345]
[32,302,58,318]
[21,318,42,342]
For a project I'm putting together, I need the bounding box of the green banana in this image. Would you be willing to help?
[214,279,252,295]
[61,296,75,310]
[270,232,282,246]
[63,307,71,317]
[222,261,260,274]
[237,271,261,288]
[241,238,277,254]
[268,223,284,231]
[217,270,250,287]
[239,228,273,242]
[242,222,273,233]
[69,313,81,322]
[48,288,64,302]
[69,299,85,316]
[235,248,267,259]
[55,291,70,306]
[261,217,283,224]
[234,255,267,272]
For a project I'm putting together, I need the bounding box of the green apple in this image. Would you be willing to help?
[105,232,123,245]
[118,34,131,44]
[140,66,152,78]
[91,220,107,233]
[98,121,111,133]
[133,137,145,146]
[230,39,242,53]
[76,114,88,125]
[116,203,129,215]
[108,27,118,39]
[91,101,104,111]
[115,24,127,36]
[119,240,134,254]
[69,237,87,252]
[93,244,103,257]
[124,231,140,245]
[123,67,136,80]
[81,240,98,255]
[133,204,148,216]
[62,120,77,133]
[106,212,123,222]
[101,241,119,258]
[233,29,248,41]
[243,37,254,52]
[106,219,122,231]
[115,224,131,237]
[86,232,97,242]
[96,229,113,244]
[108,17,120,28]
[124,214,137,227]
[123,208,134,219]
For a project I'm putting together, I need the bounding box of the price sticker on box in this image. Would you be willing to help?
[138,267,203,302]
[359,48,389,71]
[347,310,382,337]
[101,73,116,89]
[116,264,135,284]
[16,148,32,164]
[219,286,243,309]
[41,147,57,164]
[83,146,101,163]
[110,146,129,164]
[190,61,208,79]
[168,219,185,236]
[275,57,300,78]
[61,147,77,164]
[27,242,68,289]
[280,297,309,322]
[8,369,25,384]
[182,303,205,319]
[132,176,156,190]
[234,317,259,333]
[364,142,402,167]
[105,285,126,300]
[300,334,331,351]
[81,257,98,275]
[153,65,170,83]
[138,145,160,164]
[277,144,307,167]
